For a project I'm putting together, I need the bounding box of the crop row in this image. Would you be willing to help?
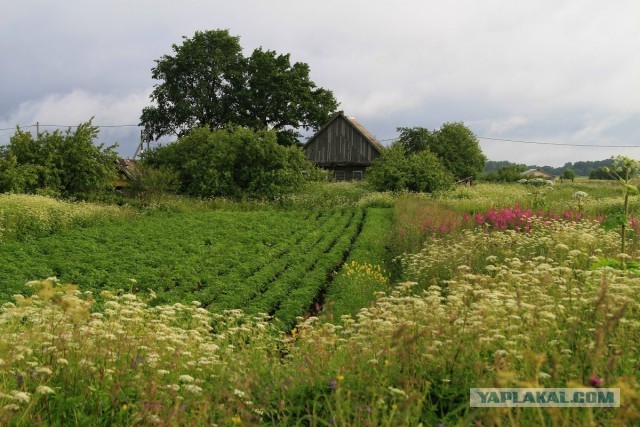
[0,208,363,326]
[325,208,393,319]
[249,209,364,327]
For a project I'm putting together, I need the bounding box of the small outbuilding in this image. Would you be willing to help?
[114,158,139,189]
[522,168,556,182]
[303,111,383,181]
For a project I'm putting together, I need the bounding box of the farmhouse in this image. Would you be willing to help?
[522,168,556,182]
[304,111,383,181]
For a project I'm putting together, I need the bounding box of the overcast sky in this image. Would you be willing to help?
[1,1,639,167]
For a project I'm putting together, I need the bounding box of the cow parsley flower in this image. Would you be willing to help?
[36,385,55,395]
[12,391,31,403]
[178,374,194,383]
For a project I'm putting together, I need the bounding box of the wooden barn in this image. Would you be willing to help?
[303,111,383,181]
[522,168,556,183]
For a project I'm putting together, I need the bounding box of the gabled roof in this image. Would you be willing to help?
[523,168,555,178]
[115,158,139,180]
[304,111,384,152]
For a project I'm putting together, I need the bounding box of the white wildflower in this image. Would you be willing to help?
[12,391,30,403]
[36,385,55,395]
[36,367,53,375]
[178,374,194,383]
[183,384,203,394]
[538,372,551,380]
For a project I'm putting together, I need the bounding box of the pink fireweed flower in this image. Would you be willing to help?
[589,376,603,387]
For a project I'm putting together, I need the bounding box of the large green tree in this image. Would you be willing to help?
[397,122,486,180]
[140,30,338,146]
[0,120,118,199]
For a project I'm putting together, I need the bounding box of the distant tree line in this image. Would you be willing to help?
[483,158,616,178]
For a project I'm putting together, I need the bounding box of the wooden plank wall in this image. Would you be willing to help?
[305,116,378,165]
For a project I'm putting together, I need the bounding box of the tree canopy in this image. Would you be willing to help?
[0,120,118,199]
[562,168,576,182]
[397,122,486,180]
[140,30,338,146]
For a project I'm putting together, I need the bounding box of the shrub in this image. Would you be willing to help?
[128,164,180,205]
[481,165,527,183]
[0,120,118,199]
[366,144,453,193]
[143,126,314,200]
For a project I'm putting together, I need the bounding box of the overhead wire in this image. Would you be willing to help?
[477,136,640,148]
[0,124,140,131]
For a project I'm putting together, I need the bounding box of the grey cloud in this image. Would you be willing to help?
[1,0,638,165]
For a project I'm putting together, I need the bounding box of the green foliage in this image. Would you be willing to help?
[143,126,313,200]
[0,194,128,242]
[519,178,553,209]
[366,143,453,193]
[395,126,434,153]
[590,257,640,272]
[0,208,361,329]
[602,212,628,232]
[397,122,486,180]
[129,164,179,205]
[280,181,373,209]
[601,155,640,256]
[243,48,338,146]
[562,168,576,181]
[590,167,617,180]
[483,160,528,173]
[140,29,338,145]
[481,165,527,182]
[7,184,640,425]
[486,159,615,177]
[0,120,118,199]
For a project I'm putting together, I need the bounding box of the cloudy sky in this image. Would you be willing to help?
[1,1,639,167]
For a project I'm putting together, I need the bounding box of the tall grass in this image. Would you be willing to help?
[0,194,129,242]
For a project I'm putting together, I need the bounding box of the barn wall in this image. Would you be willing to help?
[329,165,368,181]
[304,116,379,166]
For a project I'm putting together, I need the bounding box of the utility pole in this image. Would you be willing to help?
[36,122,39,141]
[134,129,152,159]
